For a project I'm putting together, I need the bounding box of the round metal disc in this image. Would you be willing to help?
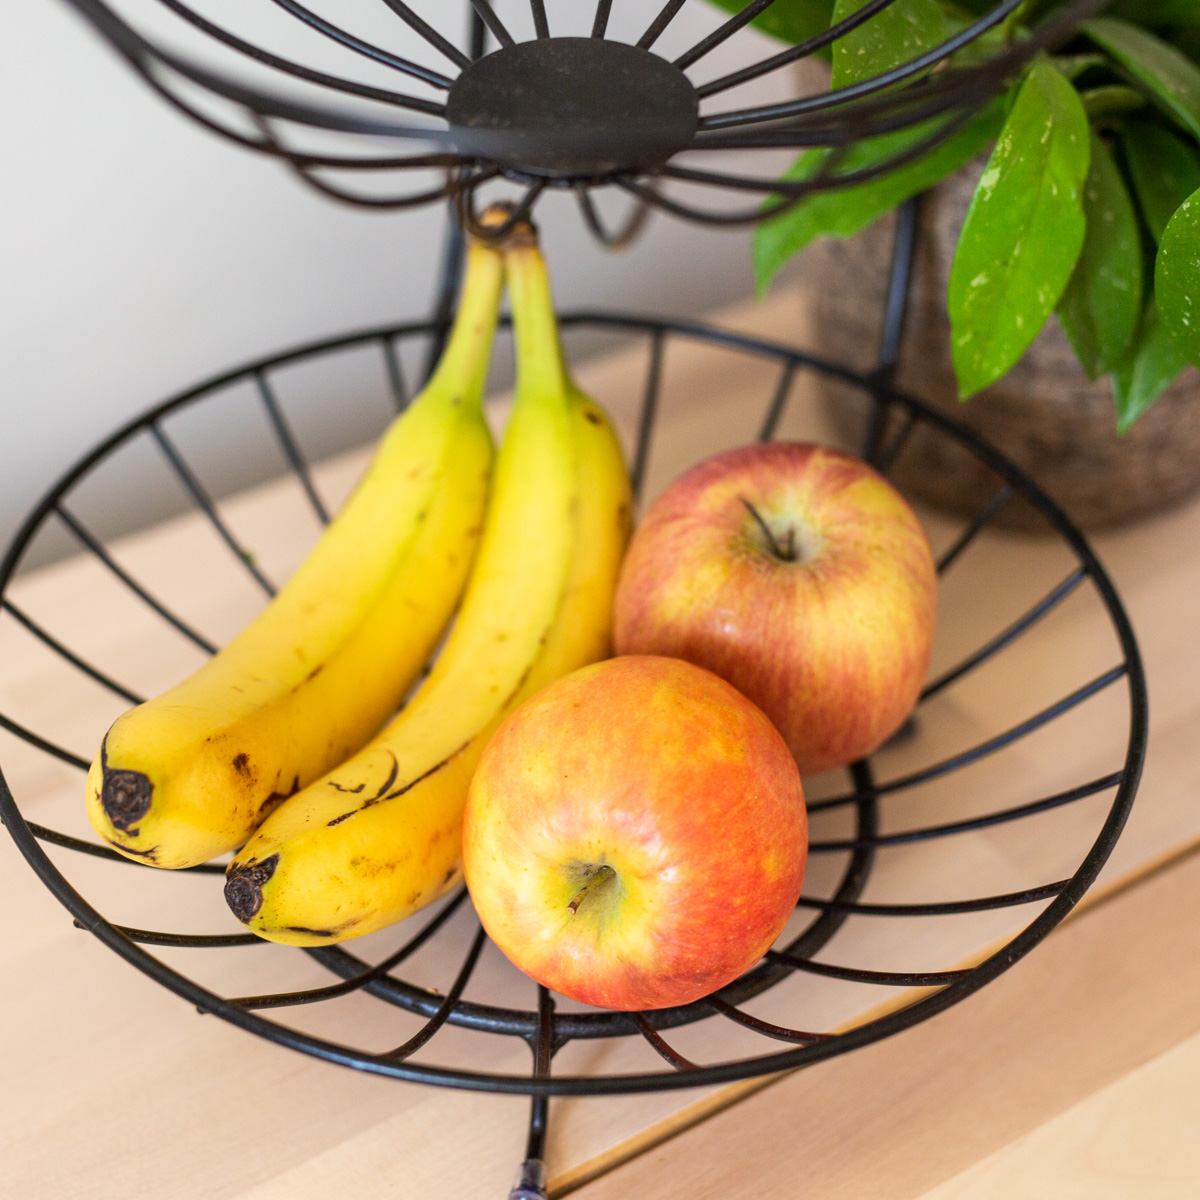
[447,38,698,178]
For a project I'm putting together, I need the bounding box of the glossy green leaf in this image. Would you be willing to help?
[1080,85,1147,117]
[830,0,945,87]
[1112,300,1186,431]
[706,0,835,46]
[753,101,1004,291]
[1084,17,1200,140]
[1057,131,1143,379]
[948,62,1091,398]
[1055,53,1109,82]
[1156,185,1200,365]
[1120,120,1200,242]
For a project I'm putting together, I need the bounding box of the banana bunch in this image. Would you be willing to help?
[85,236,505,870]
[224,227,632,946]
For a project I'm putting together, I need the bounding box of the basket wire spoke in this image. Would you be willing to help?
[53,504,219,655]
[807,669,1129,816]
[24,821,229,874]
[674,0,801,71]
[573,186,654,251]
[1,599,145,706]
[376,0,472,71]
[151,0,449,117]
[377,924,488,1062]
[765,951,971,988]
[0,715,90,773]
[695,0,905,100]
[920,569,1089,702]
[255,372,331,526]
[467,0,515,51]
[707,995,830,1045]
[232,889,470,1011]
[630,330,666,503]
[808,772,1125,853]
[265,0,456,90]
[638,0,690,52]
[528,0,549,41]
[112,925,263,947]
[379,337,411,412]
[150,424,278,597]
[591,0,614,42]
[635,1014,700,1071]
[795,880,1070,918]
[936,483,1015,574]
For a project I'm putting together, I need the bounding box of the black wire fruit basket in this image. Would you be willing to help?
[59,0,1106,236]
[2,1,1147,1196]
[0,211,1147,1192]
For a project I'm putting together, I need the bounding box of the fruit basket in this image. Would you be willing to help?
[2,1,1146,1195]
[0,263,1146,1189]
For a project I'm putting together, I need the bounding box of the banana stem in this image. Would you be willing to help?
[504,239,571,400]
[424,240,505,408]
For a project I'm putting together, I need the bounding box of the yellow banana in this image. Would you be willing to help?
[225,229,632,945]
[85,239,505,870]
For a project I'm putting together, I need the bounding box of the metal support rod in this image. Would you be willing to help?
[511,986,555,1200]
[418,4,486,384]
[862,194,920,467]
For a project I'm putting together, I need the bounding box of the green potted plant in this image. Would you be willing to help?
[712,0,1200,528]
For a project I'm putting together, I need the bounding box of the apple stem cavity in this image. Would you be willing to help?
[740,497,799,563]
[567,864,617,916]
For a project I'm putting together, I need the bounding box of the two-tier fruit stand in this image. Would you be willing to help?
[0,2,1146,1197]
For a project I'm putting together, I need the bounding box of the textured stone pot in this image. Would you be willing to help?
[805,165,1200,531]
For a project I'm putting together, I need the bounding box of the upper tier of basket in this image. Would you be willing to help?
[62,0,1103,239]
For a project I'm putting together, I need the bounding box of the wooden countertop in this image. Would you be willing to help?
[2,286,1198,1198]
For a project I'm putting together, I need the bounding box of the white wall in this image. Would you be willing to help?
[0,1,800,567]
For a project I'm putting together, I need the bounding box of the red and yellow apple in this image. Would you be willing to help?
[614,443,937,775]
[462,655,807,1012]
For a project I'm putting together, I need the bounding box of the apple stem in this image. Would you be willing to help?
[567,865,616,915]
[740,498,797,563]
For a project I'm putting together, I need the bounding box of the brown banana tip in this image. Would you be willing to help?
[473,202,538,248]
[100,765,153,832]
[224,855,279,924]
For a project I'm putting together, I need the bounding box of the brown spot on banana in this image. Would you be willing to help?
[224,854,279,923]
[259,775,301,819]
[103,837,159,862]
[99,737,153,832]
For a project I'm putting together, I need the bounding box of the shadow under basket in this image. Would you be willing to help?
[804,168,1200,532]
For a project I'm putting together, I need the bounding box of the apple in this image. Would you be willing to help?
[613,442,937,775]
[462,655,807,1012]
